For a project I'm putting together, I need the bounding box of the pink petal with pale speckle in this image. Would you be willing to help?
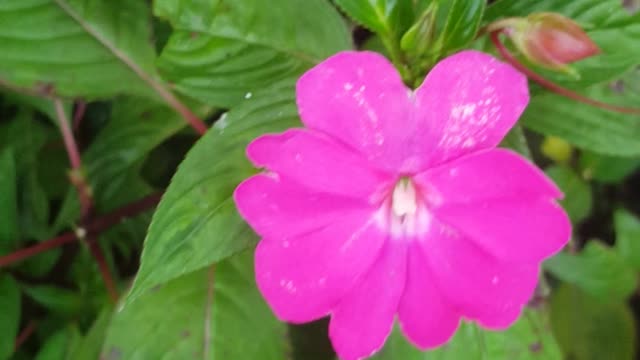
[414,50,529,166]
[255,210,385,323]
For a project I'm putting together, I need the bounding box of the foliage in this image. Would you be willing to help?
[0,0,639,359]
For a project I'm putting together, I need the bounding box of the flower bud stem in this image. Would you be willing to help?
[490,31,640,115]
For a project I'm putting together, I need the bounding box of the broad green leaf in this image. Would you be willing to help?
[372,308,561,359]
[127,79,299,303]
[334,0,414,37]
[0,275,20,360]
[551,284,636,360]
[485,0,640,89]
[0,0,159,99]
[104,250,287,360]
[436,0,485,55]
[34,327,82,360]
[614,209,640,270]
[521,81,640,156]
[83,98,195,210]
[579,151,640,183]
[499,125,531,158]
[0,148,18,255]
[154,0,351,107]
[545,166,592,223]
[544,241,636,301]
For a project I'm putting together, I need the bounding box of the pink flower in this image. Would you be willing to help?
[233,50,570,360]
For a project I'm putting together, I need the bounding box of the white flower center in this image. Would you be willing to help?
[391,179,417,217]
[380,178,431,239]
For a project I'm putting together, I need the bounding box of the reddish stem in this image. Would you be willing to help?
[86,237,119,303]
[54,99,82,169]
[54,99,93,218]
[0,193,162,268]
[490,31,640,115]
[156,87,208,136]
[14,320,37,351]
[72,100,87,131]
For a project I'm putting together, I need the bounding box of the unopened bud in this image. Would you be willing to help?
[488,13,600,74]
[400,3,437,56]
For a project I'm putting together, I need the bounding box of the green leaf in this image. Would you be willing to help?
[521,80,640,156]
[550,284,636,360]
[83,98,195,210]
[104,250,288,359]
[127,79,299,303]
[34,327,82,360]
[0,275,20,360]
[0,0,159,99]
[436,0,485,55]
[499,125,531,158]
[22,285,85,316]
[0,148,18,255]
[579,151,640,183]
[68,306,113,360]
[372,308,561,359]
[154,0,351,107]
[545,166,592,223]
[485,0,640,89]
[614,209,640,270]
[334,0,414,37]
[544,241,636,301]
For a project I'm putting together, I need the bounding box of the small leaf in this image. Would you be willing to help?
[68,306,113,360]
[83,98,194,210]
[127,79,299,303]
[614,209,640,270]
[550,284,636,360]
[104,250,288,360]
[436,0,486,55]
[0,275,20,360]
[0,148,18,256]
[334,0,414,37]
[499,125,532,158]
[545,166,592,223]
[22,285,85,316]
[34,327,82,360]
[545,241,636,301]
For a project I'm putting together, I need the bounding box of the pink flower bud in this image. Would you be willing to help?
[490,13,600,72]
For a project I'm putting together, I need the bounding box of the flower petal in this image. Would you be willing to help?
[398,244,460,349]
[420,220,539,329]
[296,51,422,173]
[415,149,562,206]
[414,50,529,166]
[329,241,407,360]
[433,198,571,262]
[234,174,371,238]
[255,210,385,323]
[247,129,393,199]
